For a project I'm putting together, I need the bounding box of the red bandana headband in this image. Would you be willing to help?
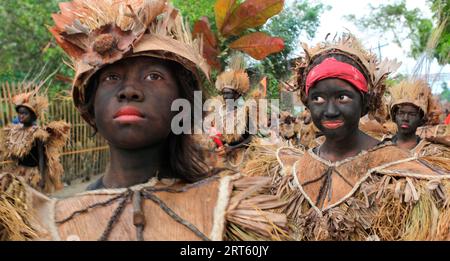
[305,57,368,95]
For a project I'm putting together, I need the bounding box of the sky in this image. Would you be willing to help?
[288,0,449,93]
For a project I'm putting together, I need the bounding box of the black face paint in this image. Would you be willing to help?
[307,78,364,140]
[394,104,422,136]
[17,106,36,126]
[222,88,240,100]
[93,56,180,150]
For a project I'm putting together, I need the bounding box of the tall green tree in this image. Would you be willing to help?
[0,0,72,96]
[346,0,449,65]
[174,0,325,98]
[261,1,326,98]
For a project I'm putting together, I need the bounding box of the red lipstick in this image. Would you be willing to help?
[322,120,344,129]
[113,106,144,123]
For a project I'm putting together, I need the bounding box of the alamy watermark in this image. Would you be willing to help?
[171,91,282,136]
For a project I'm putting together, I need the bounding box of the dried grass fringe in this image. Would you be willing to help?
[42,121,70,193]
[224,176,290,241]
[241,140,284,178]
[275,166,450,240]
[372,177,450,240]
[0,173,37,241]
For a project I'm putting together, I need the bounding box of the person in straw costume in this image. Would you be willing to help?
[276,110,320,149]
[415,94,450,146]
[0,0,288,241]
[387,20,449,162]
[388,79,449,160]
[279,80,323,150]
[0,82,70,194]
[243,33,450,240]
[279,111,301,145]
[358,94,398,141]
[206,53,257,170]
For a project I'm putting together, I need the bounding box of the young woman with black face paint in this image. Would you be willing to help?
[1,86,69,194]
[307,77,379,162]
[84,56,204,189]
[389,79,449,159]
[245,35,450,240]
[0,0,288,241]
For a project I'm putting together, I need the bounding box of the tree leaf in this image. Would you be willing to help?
[221,0,284,37]
[215,0,237,33]
[193,17,218,48]
[203,41,222,70]
[229,32,284,60]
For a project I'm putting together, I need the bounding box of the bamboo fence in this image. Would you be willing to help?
[0,83,109,184]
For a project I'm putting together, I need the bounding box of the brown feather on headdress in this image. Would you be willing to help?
[4,81,49,120]
[50,0,210,127]
[215,53,250,95]
[50,0,167,65]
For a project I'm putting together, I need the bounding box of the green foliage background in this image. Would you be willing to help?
[1,0,445,101]
[0,0,325,100]
[346,0,449,66]
[172,0,326,99]
[0,0,73,98]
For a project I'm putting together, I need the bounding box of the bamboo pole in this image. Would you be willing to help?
[0,83,8,127]
[5,82,14,123]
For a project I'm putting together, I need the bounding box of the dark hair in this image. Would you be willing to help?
[82,57,211,183]
[165,61,211,182]
[303,53,370,116]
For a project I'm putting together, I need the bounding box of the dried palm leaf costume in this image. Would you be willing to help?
[0,84,70,194]
[359,94,397,141]
[206,53,254,169]
[390,79,450,159]
[296,110,323,149]
[0,0,288,241]
[359,115,397,141]
[244,35,450,240]
[279,111,300,145]
[279,80,322,149]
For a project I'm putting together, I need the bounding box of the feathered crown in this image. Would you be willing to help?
[389,79,442,124]
[390,79,430,115]
[215,53,250,95]
[295,33,401,118]
[4,81,49,120]
[50,0,209,125]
